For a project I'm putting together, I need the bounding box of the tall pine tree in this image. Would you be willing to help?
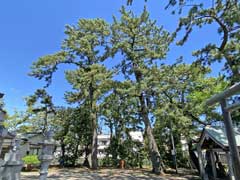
[111,7,172,174]
[30,19,112,169]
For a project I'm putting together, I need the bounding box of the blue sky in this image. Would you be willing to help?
[0,0,223,114]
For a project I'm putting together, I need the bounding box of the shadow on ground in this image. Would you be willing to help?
[21,168,200,180]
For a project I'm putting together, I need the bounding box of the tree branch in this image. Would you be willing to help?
[195,14,228,51]
[162,91,208,126]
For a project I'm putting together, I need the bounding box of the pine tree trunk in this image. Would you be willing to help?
[60,139,65,161]
[89,82,98,170]
[133,61,163,174]
[139,93,163,174]
[91,114,98,169]
[73,141,80,166]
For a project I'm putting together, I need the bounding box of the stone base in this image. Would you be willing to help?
[0,160,23,180]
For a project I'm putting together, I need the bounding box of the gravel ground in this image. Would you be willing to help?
[21,168,200,180]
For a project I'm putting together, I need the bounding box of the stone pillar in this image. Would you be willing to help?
[209,150,217,179]
[220,99,240,179]
[197,146,208,180]
[38,131,55,180]
[226,152,235,180]
[0,159,5,179]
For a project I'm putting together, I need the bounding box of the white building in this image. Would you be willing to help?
[97,134,110,158]
[97,131,144,158]
[129,131,144,143]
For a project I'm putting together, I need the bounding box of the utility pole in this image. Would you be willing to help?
[206,83,240,180]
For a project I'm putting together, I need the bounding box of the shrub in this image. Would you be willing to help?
[22,155,40,165]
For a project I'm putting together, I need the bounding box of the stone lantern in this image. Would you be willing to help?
[0,93,7,156]
[0,106,6,178]
[3,138,23,180]
[0,93,23,179]
[38,131,55,180]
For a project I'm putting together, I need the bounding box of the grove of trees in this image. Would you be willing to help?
[5,0,239,175]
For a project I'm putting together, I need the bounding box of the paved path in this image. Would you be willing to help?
[21,168,200,180]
